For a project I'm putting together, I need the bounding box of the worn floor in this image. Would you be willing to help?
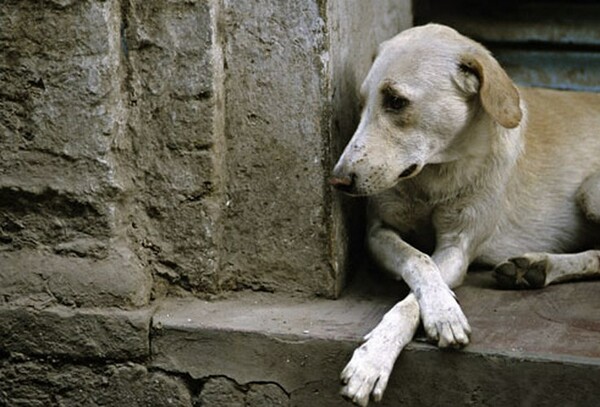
[151,267,600,406]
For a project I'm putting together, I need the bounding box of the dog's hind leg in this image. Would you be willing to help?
[494,172,600,289]
[578,171,600,225]
[493,250,600,289]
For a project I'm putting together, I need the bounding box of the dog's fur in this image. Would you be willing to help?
[331,24,600,406]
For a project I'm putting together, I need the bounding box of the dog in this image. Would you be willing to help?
[330,23,600,406]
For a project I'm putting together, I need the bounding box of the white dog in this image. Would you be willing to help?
[331,24,600,406]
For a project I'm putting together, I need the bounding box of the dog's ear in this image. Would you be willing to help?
[458,51,522,129]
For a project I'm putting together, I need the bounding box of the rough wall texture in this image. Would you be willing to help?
[0,357,297,407]
[220,0,332,295]
[0,0,412,404]
[1,0,410,302]
[0,0,151,308]
[0,360,194,407]
[123,0,226,294]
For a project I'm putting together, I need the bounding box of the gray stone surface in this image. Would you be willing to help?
[220,0,333,295]
[0,248,151,308]
[0,0,125,248]
[124,0,226,294]
[0,0,152,307]
[0,305,152,360]
[220,0,411,297]
[152,273,600,406]
[0,360,193,407]
[196,377,289,407]
[0,0,414,301]
[0,355,294,407]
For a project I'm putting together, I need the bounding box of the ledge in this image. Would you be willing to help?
[150,272,600,406]
[0,305,153,361]
[0,248,152,308]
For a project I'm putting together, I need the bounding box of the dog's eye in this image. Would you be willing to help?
[383,93,409,112]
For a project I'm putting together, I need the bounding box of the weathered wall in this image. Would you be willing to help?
[220,0,333,295]
[1,0,410,301]
[0,0,412,404]
[0,361,194,407]
[0,358,293,407]
[0,0,151,308]
[0,0,227,304]
[123,0,226,294]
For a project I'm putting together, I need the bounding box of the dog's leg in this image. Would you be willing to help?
[578,171,600,224]
[368,226,471,346]
[495,172,600,289]
[340,294,419,406]
[494,251,600,288]
[340,223,471,406]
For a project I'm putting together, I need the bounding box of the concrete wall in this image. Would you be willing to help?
[124,0,227,294]
[1,0,151,308]
[1,0,410,302]
[0,0,412,404]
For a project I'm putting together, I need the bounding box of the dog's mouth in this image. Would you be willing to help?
[398,163,421,179]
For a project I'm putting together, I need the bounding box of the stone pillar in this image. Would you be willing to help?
[0,0,150,307]
[220,1,332,295]
[124,0,226,294]
[220,0,412,297]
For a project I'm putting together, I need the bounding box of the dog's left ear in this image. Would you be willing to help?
[457,51,522,129]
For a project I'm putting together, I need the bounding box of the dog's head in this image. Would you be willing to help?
[330,24,522,196]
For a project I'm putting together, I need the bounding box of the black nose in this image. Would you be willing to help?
[329,173,355,193]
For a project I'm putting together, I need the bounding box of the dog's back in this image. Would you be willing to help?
[476,88,600,264]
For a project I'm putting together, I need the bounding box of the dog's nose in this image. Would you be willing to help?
[329,173,356,193]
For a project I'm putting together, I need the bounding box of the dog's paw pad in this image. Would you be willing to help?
[493,255,548,289]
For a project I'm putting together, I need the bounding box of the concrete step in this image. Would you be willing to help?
[151,272,600,406]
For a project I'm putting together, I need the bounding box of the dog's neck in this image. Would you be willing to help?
[404,106,527,204]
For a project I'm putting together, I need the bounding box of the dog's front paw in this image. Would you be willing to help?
[340,296,420,406]
[419,286,471,348]
[340,339,394,407]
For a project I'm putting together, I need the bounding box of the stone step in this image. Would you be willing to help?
[151,272,600,406]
